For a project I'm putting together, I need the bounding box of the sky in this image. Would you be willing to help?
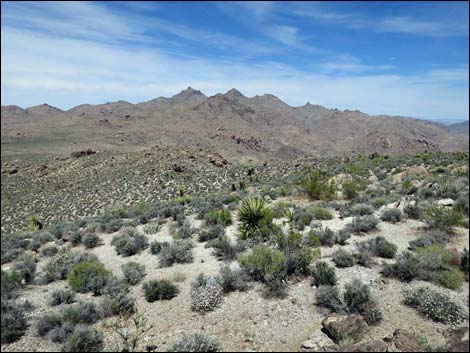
[1,1,469,121]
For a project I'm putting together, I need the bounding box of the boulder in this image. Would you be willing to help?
[208,153,228,167]
[392,165,428,184]
[384,329,420,352]
[322,314,368,344]
[446,247,462,266]
[446,327,469,352]
[341,340,388,352]
[436,198,455,207]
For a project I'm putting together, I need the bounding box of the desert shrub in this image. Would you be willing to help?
[63,325,104,352]
[277,230,318,276]
[315,285,343,312]
[13,253,37,284]
[381,208,403,223]
[203,209,232,227]
[99,218,124,233]
[69,231,83,246]
[433,180,466,199]
[216,264,250,293]
[121,262,145,285]
[111,227,149,256]
[175,221,195,239]
[49,223,67,239]
[355,248,373,268]
[342,180,359,200]
[239,245,286,282]
[49,289,76,306]
[1,300,30,343]
[41,250,99,284]
[167,333,221,352]
[291,207,314,230]
[206,235,244,261]
[343,279,382,324]
[67,261,110,295]
[383,247,465,289]
[101,277,135,317]
[300,170,336,200]
[159,239,193,267]
[454,193,469,216]
[150,240,169,255]
[198,224,225,243]
[143,222,161,234]
[190,274,223,312]
[345,215,379,233]
[1,270,22,299]
[350,204,374,216]
[422,205,464,231]
[82,233,100,249]
[404,203,422,219]
[143,280,179,302]
[408,230,450,250]
[357,236,397,259]
[333,249,354,268]
[237,197,275,240]
[312,262,337,286]
[404,287,468,325]
[41,245,59,257]
[308,227,335,247]
[335,229,351,245]
[311,206,334,220]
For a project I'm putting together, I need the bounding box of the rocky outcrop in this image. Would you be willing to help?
[322,314,368,344]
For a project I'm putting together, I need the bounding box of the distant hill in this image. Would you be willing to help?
[1,87,468,159]
[447,121,469,135]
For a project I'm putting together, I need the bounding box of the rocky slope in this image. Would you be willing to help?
[1,87,468,160]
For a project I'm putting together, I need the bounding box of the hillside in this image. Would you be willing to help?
[2,88,468,160]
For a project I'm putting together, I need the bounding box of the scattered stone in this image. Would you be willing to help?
[322,314,368,344]
[384,329,420,352]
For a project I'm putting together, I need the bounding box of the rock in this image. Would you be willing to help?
[301,340,316,349]
[392,165,428,184]
[70,149,97,158]
[208,153,228,167]
[322,314,368,344]
[8,168,18,175]
[436,198,455,207]
[384,329,420,352]
[341,340,388,352]
[368,175,379,183]
[446,327,469,352]
[446,247,462,266]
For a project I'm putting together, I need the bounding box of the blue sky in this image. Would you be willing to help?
[1,1,468,121]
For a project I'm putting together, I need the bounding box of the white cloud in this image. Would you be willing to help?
[2,28,468,120]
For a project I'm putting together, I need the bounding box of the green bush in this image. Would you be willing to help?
[49,289,76,306]
[311,206,334,220]
[111,227,149,256]
[345,215,379,233]
[206,235,244,261]
[41,251,99,284]
[350,204,374,216]
[204,209,232,227]
[69,231,83,246]
[433,180,466,199]
[101,277,135,317]
[315,285,343,311]
[216,264,250,293]
[343,279,382,324]
[143,280,179,302]
[308,227,335,246]
[82,233,100,248]
[198,224,225,243]
[239,245,286,282]
[404,287,468,325]
[333,249,354,268]
[143,222,161,234]
[380,208,403,223]
[121,262,145,285]
[422,205,464,231]
[13,253,37,284]
[159,240,193,267]
[167,333,221,352]
[357,236,397,259]
[300,170,336,200]
[312,262,337,286]
[67,261,110,295]
[150,240,169,255]
[430,268,465,290]
[63,325,104,352]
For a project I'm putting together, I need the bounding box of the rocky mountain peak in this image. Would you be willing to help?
[224,88,246,99]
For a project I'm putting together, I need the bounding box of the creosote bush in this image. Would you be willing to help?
[167,333,221,352]
[203,209,232,227]
[121,262,145,285]
[63,325,104,352]
[49,289,76,306]
[159,239,193,267]
[315,285,343,311]
[312,262,337,286]
[380,208,403,223]
[346,215,379,233]
[67,261,110,295]
[333,249,354,268]
[111,227,149,257]
[343,279,383,324]
[422,205,464,232]
[143,280,178,302]
[300,170,336,200]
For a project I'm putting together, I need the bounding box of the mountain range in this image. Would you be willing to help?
[1,87,468,161]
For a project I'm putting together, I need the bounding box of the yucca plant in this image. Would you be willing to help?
[237,198,273,239]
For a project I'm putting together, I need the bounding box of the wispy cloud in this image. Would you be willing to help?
[292,4,468,37]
